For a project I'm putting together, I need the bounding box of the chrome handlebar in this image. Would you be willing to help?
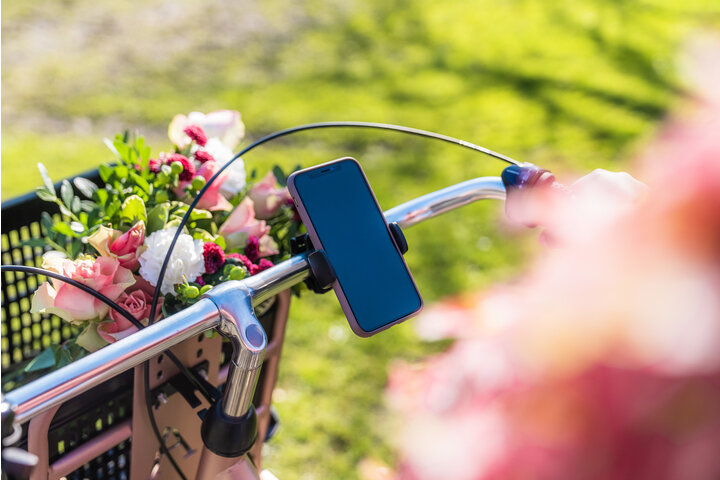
[2,176,507,426]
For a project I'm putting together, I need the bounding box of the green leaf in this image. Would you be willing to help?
[80,200,96,212]
[76,323,107,352]
[129,171,150,194]
[53,223,77,237]
[69,240,83,259]
[121,195,146,224]
[59,204,73,218]
[189,209,213,221]
[60,180,74,209]
[113,139,131,163]
[71,196,81,214]
[115,164,129,180]
[99,163,114,182]
[106,199,121,218]
[24,346,58,372]
[37,163,55,192]
[36,187,57,202]
[73,177,98,198]
[273,166,287,187]
[41,211,54,234]
[21,238,48,248]
[147,203,169,233]
[94,188,109,207]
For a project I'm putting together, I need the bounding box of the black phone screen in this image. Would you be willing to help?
[292,159,422,333]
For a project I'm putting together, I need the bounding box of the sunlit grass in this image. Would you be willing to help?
[2,0,720,477]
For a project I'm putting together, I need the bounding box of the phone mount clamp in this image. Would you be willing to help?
[290,221,408,295]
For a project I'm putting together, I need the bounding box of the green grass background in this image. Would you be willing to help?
[3,0,720,478]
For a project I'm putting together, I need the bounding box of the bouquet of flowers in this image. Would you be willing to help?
[26,110,302,370]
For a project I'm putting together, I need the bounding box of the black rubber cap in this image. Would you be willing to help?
[201,402,258,458]
[389,222,408,255]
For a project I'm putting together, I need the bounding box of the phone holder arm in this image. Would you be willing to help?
[290,220,408,295]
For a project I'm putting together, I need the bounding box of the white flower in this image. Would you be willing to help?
[204,137,247,197]
[138,228,205,295]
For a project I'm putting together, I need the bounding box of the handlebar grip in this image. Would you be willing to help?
[501,164,571,228]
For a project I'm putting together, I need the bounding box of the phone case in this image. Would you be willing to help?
[287,157,423,337]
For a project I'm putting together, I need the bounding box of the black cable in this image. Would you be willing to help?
[148,121,520,322]
[1,265,198,480]
[0,266,214,402]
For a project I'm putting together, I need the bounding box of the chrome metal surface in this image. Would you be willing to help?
[4,176,506,427]
[244,253,311,307]
[202,282,267,417]
[384,176,506,228]
[4,299,221,424]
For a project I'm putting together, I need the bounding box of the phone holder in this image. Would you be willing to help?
[290,221,408,294]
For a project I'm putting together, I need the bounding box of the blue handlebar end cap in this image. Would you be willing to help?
[501,164,553,190]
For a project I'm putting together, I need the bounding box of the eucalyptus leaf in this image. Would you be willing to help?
[60,180,74,209]
[80,200,96,212]
[121,195,146,224]
[73,177,98,198]
[59,204,73,218]
[21,238,48,248]
[24,346,58,372]
[37,163,55,192]
[41,211,54,234]
[71,196,81,214]
[104,138,120,156]
[36,187,57,202]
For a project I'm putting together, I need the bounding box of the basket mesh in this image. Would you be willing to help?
[63,439,132,480]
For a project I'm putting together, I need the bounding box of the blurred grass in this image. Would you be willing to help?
[3,0,720,478]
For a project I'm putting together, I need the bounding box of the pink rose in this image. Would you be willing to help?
[31,252,135,323]
[98,286,162,344]
[169,110,245,150]
[248,171,292,219]
[176,160,232,211]
[89,222,146,270]
[219,197,269,244]
[219,198,280,256]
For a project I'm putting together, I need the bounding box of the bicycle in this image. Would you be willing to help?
[1,122,551,479]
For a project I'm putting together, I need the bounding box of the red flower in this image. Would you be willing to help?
[194,150,215,164]
[184,125,208,146]
[194,276,206,286]
[226,253,272,276]
[244,236,260,263]
[148,158,162,173]
[202,242,225,274]
[227,253,253,269]
[165,153,195,182]
[257,258,273,272]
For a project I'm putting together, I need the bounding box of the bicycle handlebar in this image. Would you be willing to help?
[2,176,507,428]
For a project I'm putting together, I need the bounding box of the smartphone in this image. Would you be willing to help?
[287,157,423,336]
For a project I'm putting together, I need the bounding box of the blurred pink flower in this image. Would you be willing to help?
[176,160,233,211]
[169,110,245,150]
[218,197,279,256]
[248,171,292,219]
[388,39,720,480]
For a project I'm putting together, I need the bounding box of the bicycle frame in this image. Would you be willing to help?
[2,176,506,479]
